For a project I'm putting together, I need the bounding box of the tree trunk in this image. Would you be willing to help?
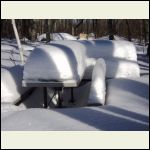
[12,19,24,65]
[86,20,89,34]
[147,43,149,56]
[45,19,56,42]
[107,19,114,40]
[142,19,148,44]
[45,19,50,42]
[125,19,132,41]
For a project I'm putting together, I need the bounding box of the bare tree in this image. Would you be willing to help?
[12,19,24,65]
[45,19,56,42]
[72,19,84,35]
[142,19,148,44]
[1,19,149,44]
[125,19,132,41]
[107,19,115,40]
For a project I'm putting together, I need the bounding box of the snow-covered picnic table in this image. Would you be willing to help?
[1,38,149,131]
[22,44,86,107]
[22,80,79,108]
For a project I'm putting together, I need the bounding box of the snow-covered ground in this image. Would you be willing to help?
[37,33,77,41]
[1,35,149,131]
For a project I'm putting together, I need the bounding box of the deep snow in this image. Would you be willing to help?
[1,35,149,131]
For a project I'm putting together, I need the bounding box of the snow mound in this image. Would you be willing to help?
[21,44,35,51]
[84,58,97,79]
[51,39,137,61]
[23,44,85,81]
[1,66,28,104]
[50,41,87,78]
[89,58,106,105]
[37,33,77,41]
[106,59,140,78]
[98,35,127,41]
[80,40,137,61]
[50,40,139,79]
[1,44,16,51]
[1,43,32,68]
[84,58,140,79]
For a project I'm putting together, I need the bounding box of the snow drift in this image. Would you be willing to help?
[84,58,140,79]
[23,44,86,82]
[1,43,32,68]
[106,77,149,115]
[88,58,106,105]
[2,105,148,131]
[105,59,140,78]
[1,66,28,104]
[37,33,77,41]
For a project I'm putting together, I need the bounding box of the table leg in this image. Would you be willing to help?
[43,87,47,108]
[57,87,63,108]
[70,87,75,103]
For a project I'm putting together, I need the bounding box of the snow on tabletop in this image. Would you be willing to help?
[82,40,137,61]
[52,40,137,61]
[50,40,87,79]
[23,44,85,82]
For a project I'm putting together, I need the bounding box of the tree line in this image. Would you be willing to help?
[1,19,149,44]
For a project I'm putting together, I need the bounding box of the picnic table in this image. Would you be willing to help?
[22,79,80,108]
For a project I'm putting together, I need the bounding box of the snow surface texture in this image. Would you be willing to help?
[106,77,149,116]
[1,66,28,104]
[1,103,26,119]
[1,43,32,68]
[23,44,86,81]
[1,105,149,131]
[1,37,149,131]
[37,33,77,41]
[89,58,106,105]
[105,59,140,78]
[2,76,149,131]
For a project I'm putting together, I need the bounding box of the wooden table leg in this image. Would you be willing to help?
[43,87,47,108]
